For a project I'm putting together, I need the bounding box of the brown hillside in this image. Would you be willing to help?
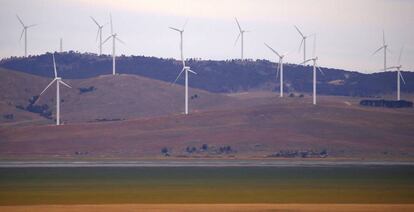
[0,68,236,124]
[1,95,413,160]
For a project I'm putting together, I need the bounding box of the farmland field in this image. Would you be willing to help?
[0,165,413,205]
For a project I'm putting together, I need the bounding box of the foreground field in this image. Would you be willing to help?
[0,166,413,205]
[2,204,414,212]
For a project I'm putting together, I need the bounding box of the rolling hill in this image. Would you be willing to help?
[1,92,414,160]
[0,68,236,124]
[1,52,413,96]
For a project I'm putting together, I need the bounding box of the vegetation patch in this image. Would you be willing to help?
[360,99,413,108]
[15,95,52,119]
[78,86,96,94]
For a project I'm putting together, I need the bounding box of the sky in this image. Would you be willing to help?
[0,0,413,73]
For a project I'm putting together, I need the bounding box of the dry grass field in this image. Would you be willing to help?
[2,204,414,212]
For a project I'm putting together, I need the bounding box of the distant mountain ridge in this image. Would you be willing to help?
[1,52,413,97]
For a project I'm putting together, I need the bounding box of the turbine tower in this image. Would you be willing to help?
[16,15,37,57]
[373,30,389,71]
[234,18,249,60]
[36,54,72,125]
[103,14,124,75]
[264,43,287,97]
[60,38,63,53]
[170,20,197,115]
[90,16,105,55]
[300,36,324,105]
[294,25,312,64]
[386,47,406,101]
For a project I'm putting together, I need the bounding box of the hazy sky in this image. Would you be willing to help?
[0,0,413,73]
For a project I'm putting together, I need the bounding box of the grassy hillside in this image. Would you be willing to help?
[1,94,413,160]
[0,68,236,124]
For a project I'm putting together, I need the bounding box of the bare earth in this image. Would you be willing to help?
[1,204,414,212]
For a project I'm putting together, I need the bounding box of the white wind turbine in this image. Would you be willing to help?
[264,43,288,97]
[90,16,105,55]
[300,36,324,105]
[36,54,72,126]
[16,15,37,57]
[373,30,390,71]
[294,25,313,64]
[170,20,198,115]
[234,18,249,60]
[103,14,125,75]
[386,47,406,101]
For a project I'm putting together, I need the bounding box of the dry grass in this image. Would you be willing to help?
[1,204,414,212]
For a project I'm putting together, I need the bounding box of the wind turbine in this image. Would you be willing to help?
[300,36,324,105]
[386,47,406,101]
[90,16,105,55]
[103,14,124,75]
[294,25,312,64]
[170,20,197,115]
[264,43,287,97]
[16,15,37,57]
[373,30,390,71]
[36,54,72,125]
[234,18,249,60]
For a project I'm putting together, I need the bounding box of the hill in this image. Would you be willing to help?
[0,68,236,124]
[1,52,413,97]
[1,94,414,160]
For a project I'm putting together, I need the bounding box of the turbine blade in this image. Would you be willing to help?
[26,24,37,28]
[169,27,181,32]
[299,59,313,65]
[294,25,305,38]
[110,14,113,35]
[182,18,188,30]
[264,43,281,57]
[16,15,24,27]
[188,69,197,74]
[382,30,385,46]
[95,29,100,41]
[19,29,24,41]
[90,16,100,27]
[316,63,325,75]
[52,54,57,78]
[399,72,406,84]
[298,38,304,53]
[39,79,57,96]
[372,46,384,55]
[102,36,111,45]
[172,68,185,84]
[313,34,316,57]
[60,80,72,88]
[398,46,404,65]
[234,33,241,47]
[116,37,125,44]
[235,18,242,32]
[386,66,397,70]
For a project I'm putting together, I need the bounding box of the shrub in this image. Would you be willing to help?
[3,114,14,120]
[79,86,96,94]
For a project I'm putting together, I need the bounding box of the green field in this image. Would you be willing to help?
[1,166,413,205]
